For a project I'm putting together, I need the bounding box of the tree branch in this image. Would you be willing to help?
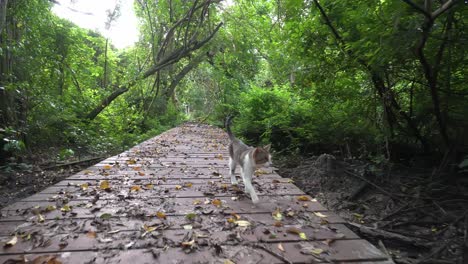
[400,0,431,18]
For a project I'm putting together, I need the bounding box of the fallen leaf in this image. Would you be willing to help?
[287,179,294,183]
[143,224,157,232]
[86,231,97,238]
[103,165,112,170]
[193,199,202,205]
[314,212,328,218]
[100,213,112,220]
[273,221,283,227]
[84,170,93,175]
[175,185,183,190]
[311,248,324,255]
[133,167,141,171]
[80,183,89,190]
[231,213,241,220]
[212,199,222,207]
[130,186,141,192]
[99,180,110,190]
[183,225,193,230]
[184,182,193,188]
[181,240,195,247]
[286,211,295,217]
[145,184,154,189]
[272,208,282,221]
[297,196,310,201]
[156,211,167,219]
[235,220,251,227]
[215,154,223,160]
[45,205,57,212]
[278,243,285,252]
[227,217,235,223]
[185,213,197,220]
[4,236,18,247]
[38,214,45,222]
[221,184,228,190]
[254,169,267,176]
[224,260,235,264]
[138,171,146,176]
[60,205,71,212]
[127,159,137,164]
[299,232,307,240]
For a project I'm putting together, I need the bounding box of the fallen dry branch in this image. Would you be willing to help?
[348,222,430,248]
[42,156,106,170]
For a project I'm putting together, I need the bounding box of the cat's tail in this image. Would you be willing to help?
[225,116,235,141]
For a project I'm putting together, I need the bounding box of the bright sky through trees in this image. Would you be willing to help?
[52,0,138,49]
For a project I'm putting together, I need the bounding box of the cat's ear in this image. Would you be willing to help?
[263,144,271,152]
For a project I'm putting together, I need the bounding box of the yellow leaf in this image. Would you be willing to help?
[278,243,285,252]
[4,236,18,247]
[175,185,183,190]
[184,182,193,188]
[145,184,154,189]
[45,205,56,212]
[193,199,201,205]
[299,232,307,240]
[143,224,157,232]
[127,159,137,164]
[235,220,251,227]
[314,212,327,218]
[212,199,222,207]
[80,183,89,190]
[86,231,97,238]
[103,165,112,170]
[224,260,235,264]
[60,205,71,212]
[156,211,167,219]
[183,225,192,230]
[254,169,267,176]
[311,248,324,255]
[99,180,110,190]
[215,154,223,160]
[83,170,93,175]
[297,196,310,201]
[227,217,235,223]
[353,213,363,219]
[272,208,282,221]
[130,186,141,192]
[221,184,228,190]
[38,214,45,222]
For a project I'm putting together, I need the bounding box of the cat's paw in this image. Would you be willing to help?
[251,194,259,204]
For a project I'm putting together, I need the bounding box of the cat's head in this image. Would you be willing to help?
[253,144,272,167]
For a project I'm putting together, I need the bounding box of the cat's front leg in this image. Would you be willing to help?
[229,158,238,185]
[242,168,259,203]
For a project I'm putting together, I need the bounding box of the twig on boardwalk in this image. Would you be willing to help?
[252,243,293,264]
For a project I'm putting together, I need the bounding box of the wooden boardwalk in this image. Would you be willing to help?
[0,123,392,263]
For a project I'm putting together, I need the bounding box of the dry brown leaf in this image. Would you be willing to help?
[103,165,112,170]
[99,180,110,190]
[278,243,285,252]
[211,199,222,207]
[127,159,137,164]
[86,231,97,238]
[130,186,141,192]
[297,195,310,201]
[175,185,183,190]
[138,171,145,176]
[230,213,241,220]
[143,224,157,232]
[156,211,167,219]
[133,167,141,171]
[4,236,17,247]
[273,221,283,227]
[181,240,195,247]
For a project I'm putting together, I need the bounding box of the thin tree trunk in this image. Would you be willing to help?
[85,87,129,120]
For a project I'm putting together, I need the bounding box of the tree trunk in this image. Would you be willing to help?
[85,87,129,120]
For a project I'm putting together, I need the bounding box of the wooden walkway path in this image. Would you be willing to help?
[1,123,392,263]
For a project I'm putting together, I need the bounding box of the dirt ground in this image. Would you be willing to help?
[277,154,468,264]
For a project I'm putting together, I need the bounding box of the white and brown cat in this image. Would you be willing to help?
[225,116,271,203]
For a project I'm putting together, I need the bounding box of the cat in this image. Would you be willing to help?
[225,116,271,203]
